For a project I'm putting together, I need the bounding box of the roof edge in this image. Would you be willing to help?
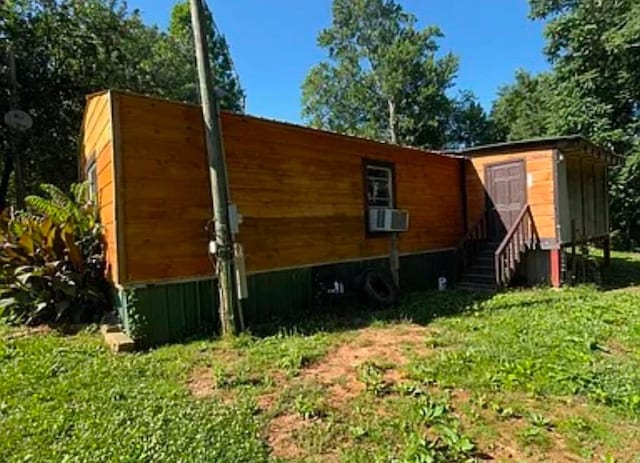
[455,135,619,164]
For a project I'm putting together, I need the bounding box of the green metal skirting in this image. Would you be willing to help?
[115,249,455,346]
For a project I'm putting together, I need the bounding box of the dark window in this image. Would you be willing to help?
[363,159,396,235]
[366,165,393,208]
[87,161,97,203]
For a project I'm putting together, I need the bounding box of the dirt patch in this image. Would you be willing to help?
[257,391,279,411]
[485,419,583,463]
[265,413,310,460]
[257,324,434,457]
[299,324,433,406]
[186,367,216,399]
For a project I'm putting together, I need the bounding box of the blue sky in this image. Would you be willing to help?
[128,0,549,123]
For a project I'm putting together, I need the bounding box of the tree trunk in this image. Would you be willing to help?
[388,99,398,144]
[0,153,14,212]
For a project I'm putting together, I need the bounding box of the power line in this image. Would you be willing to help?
[208,11,245,111]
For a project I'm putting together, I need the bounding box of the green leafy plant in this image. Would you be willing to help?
[358,361,390,396]
[293,393,327,420]
[414,396,449,425]
[398,391,478,461]
[528,412,553,430]
[0,183,109,325]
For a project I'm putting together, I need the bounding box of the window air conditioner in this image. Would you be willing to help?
[368,208,409,232]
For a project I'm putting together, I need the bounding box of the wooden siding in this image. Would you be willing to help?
[113,92,463,284]
[80,92,118,283]
[565,154,608,241]
[466,149,557,241]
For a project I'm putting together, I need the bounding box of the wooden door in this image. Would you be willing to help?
[486,160,526,241]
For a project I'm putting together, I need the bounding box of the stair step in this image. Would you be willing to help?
[477,250,497,257]
[470,263,495,271]
[457,282,497,292]
[461,273,496,282]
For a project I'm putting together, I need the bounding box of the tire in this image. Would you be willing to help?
[362,270,398,309]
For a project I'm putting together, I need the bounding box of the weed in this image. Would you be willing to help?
[404,360,438,385]
[518,424,552,450]
[414,396,449,425]
[349,425,368,440]
[490,402,521,420]
[358,361,390,396]
[293,393,327,420]
[395,380,427,397]
[528,412,554,430]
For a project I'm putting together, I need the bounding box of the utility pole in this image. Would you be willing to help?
[189,0,239,336]
[7,49,26,210]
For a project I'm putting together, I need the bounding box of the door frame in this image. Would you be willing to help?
[484,158,528,238]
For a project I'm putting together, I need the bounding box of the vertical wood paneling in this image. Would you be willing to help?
[565,155,608,241]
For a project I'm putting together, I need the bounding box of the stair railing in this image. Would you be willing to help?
[456,210,490,278]
[494,205,539,287]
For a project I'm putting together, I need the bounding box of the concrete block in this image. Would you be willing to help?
[100,324,120,335]
[104,331,136,353]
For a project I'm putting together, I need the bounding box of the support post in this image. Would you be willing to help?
[189,0,238,336]
[390,233,400,289]
[603,236,611,268]
[550,248,562,288]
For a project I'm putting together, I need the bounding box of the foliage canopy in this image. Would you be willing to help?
[491,0,640,249]
[302,0,495,149]
[0,0,244,209]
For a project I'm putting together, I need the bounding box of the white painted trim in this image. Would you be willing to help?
[115,247,456,289]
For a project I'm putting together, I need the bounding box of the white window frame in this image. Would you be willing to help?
[366,164,394,209]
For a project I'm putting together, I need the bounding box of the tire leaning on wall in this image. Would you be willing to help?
[360,270,398,309]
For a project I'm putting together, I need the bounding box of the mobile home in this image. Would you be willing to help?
[81,90,615,345]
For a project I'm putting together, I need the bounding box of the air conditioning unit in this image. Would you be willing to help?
[368,208,410,232]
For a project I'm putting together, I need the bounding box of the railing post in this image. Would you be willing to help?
[494,205,539,288]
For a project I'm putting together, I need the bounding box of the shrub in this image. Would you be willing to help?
[0,183,110,324]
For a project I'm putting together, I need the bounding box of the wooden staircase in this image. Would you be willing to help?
[458,241,500,291]
[456,205,539,291]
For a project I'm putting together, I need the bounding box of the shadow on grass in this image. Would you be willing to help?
[163,252,640,345]
[248,289,495,338]
[599,254,640,290]
[251,254,640,338]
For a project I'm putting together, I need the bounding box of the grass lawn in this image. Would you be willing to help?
[2,252,640,462]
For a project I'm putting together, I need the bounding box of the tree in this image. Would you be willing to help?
[491,70,551,141]
[491,0,640,248]
[161,0,245,110]
[0,0,244,211]
[302,0,458,149]
[447,90,497,149]
[1,0,163,210]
